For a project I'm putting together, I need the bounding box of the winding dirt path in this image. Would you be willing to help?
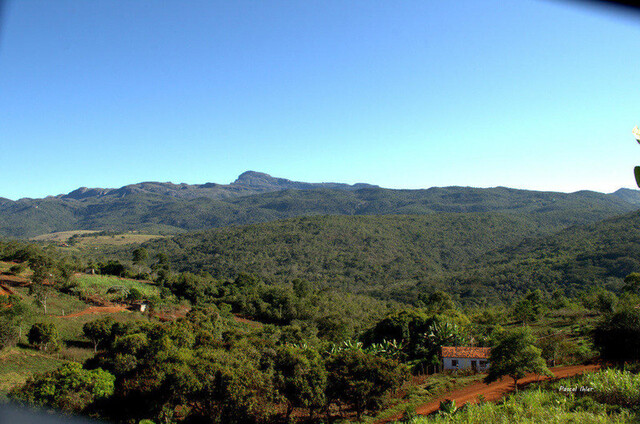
[377,364,600,423]
[56,305,128,318]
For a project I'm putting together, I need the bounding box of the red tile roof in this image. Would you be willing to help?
[440,346,491,359]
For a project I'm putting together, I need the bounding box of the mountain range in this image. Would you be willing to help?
[1,171,640,238]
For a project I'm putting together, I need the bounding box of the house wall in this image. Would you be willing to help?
[442,357,489,371]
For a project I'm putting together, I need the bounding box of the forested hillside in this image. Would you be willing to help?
[150,214,540,289]
[1,172,639,238]
[437,209,640,299]
[143,209,640,305]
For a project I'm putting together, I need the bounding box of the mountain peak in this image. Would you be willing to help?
[233,171,279,186]
[63,186,112,200]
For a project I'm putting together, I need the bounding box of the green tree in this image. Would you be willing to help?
[28,322,60,351]
[511,290,545,324]
[484,327,552,392]
[127,287,143,301]
[0,295,30,344]
[363,310,467,371]
[622,272,640,295]
[9,363,115,413]
[132,247,148,264]
[83,317,116,353]
[274,345,326,420]
[132,247,148,275]
[292,278,312,298]
[326,350,407,420]
[28,254,55,314]
[423,291,456,313]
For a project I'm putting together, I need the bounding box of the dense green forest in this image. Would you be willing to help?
[135,209,640,305]
[437,209,640,300]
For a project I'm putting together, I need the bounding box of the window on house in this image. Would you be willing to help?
[480,361,488,367]
[451,359,458,367]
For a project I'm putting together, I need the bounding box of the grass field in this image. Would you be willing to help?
[31,230,98,242]
[73,233,164,247]
[32,230,164,247]
[74,274,160,299]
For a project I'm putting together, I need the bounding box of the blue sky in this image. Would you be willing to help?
[1,0,639,200]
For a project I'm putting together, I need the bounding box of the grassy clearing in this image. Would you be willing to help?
[74,274,160,299]
[31,230,98,242]
[31,230,163,247]
[9,286,144,344]
[9,285,87,318]
[0,347,70,401]
[73,233,163,247]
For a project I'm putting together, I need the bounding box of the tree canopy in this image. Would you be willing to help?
[484,327,552,391]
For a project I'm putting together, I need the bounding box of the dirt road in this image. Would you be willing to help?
[56,305,129,318]
[379,364,600,423]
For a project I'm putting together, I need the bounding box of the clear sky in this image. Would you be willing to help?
[1,0,639,200]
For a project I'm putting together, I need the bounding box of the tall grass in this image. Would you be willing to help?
[414,388,636,424]
[581,369,640,408]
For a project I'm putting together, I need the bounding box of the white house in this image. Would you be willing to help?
[441,346,490,372]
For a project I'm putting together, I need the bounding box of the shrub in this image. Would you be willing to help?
[9,363,115,413]
[28,322,60,352]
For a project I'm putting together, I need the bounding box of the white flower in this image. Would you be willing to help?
[634,126,640,142]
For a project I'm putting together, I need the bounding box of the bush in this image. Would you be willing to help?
[9,363,115,413]
[28,322,60,351]
[127,287,143,301]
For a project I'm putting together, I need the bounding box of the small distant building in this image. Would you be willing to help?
[441,346,491,372]
[130,301,148,312]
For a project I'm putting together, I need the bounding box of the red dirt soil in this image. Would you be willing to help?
[0,284,12,296]
[377,364,600,423]
[56,305,129,318]
[232,315,263,327]
[154,306,190,322]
